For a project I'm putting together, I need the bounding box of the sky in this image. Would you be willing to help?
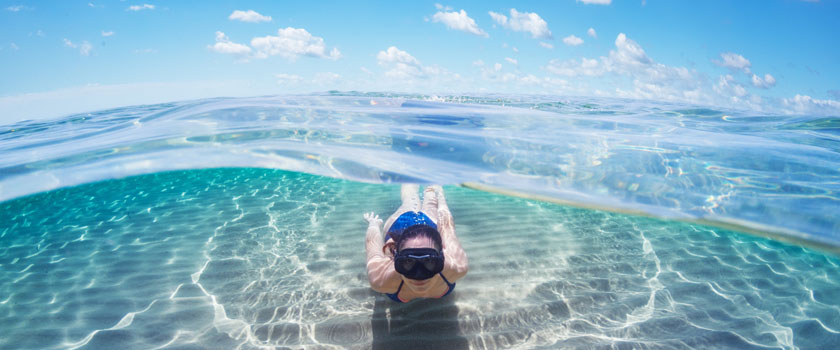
[1,0,839,123]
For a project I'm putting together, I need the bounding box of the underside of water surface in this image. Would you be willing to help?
[1,168,838,350]
[2,94,839,249]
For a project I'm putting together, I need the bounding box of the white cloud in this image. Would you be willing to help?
[546,33,657,76]
[473,59,485,66]
[435,3,453,11]
[377,46,423,78]
[229,10,272,23]
[432,9,488,37]
[128,4,155,11]
[578,0,612,4]
[782,94,840,114]
[250,27,341,60]
[377,46,421,66]
[539,41,554,49]
[714,74,747,100]
[563,35,584,46]
[540,32,808,110]
[101,31,114,37]
[10,43,19,50]
[208,31,252,56]
[488,11,507,26]
[611,33,652,66]
[375,46,459,85]
[6,5,26,12]
[133,48,157,54]
[546,33,703,102]
[63,39,92,56]
[713,52,751,73]
[494,63,502,71]
[208,28,340,61]
[587,27,597,38]
[713,52,776,90]
[488,9,552,39]
[751,73,776,88]
[505,57,518,65]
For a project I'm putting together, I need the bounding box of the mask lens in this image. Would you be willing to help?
[401,258,418,271]
[421,257,437,271]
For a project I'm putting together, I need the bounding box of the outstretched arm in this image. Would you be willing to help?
[434,187,468,282]
[364,212,401,293]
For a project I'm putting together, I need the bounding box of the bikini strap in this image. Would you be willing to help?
[386,280,405,303]
[439,272,455,287]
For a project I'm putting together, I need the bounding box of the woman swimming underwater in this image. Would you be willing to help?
[364,184,468,303]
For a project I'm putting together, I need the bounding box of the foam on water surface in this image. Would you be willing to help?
[1,168,838,350]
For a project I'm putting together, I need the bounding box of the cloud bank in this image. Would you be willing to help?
[251,27,341,60]
[209,28,340,61]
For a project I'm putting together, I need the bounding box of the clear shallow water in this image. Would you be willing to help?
[1,93,838,248]
[1,93,840,349]
[1,168,839,350]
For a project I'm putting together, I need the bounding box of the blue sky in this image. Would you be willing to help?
[1,0,839,122]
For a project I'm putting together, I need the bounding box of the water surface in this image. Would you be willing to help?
[2,94,838,247]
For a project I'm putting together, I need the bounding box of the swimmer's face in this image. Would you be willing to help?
[400,235,439,292]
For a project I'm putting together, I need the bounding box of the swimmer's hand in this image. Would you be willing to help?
[364,212,382,227]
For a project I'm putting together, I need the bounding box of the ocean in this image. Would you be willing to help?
[1,93,838,349]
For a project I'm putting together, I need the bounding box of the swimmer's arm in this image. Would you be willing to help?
[364,213,401,293]
[436,190,469,281]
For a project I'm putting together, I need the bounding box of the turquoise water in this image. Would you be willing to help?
[1,168,838,349]
[1,94,840,349]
